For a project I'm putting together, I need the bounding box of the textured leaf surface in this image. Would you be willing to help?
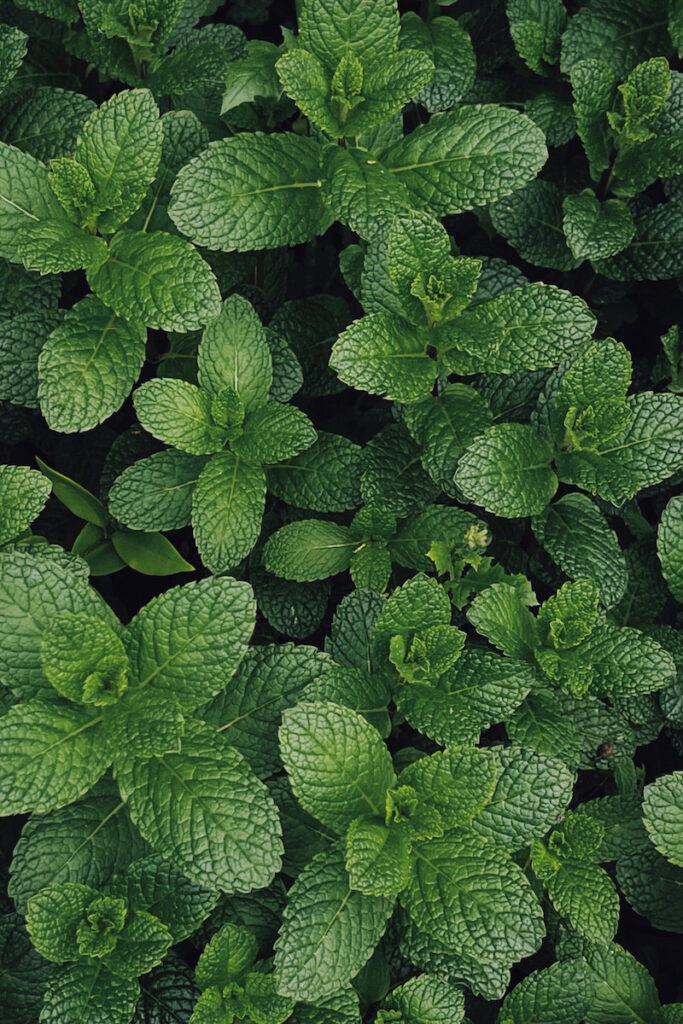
[0,912,52,1024]
[402,829,545,962]
[455,424,558,517]
[88,230,221,332]
[108,450,207,531]
[264,520,356,582]
[0,463,51,544]
[198,293,272,409]
[40,961,139,1024]
[0,700,110,814]
[0,309,63,407]
[125,575,254,712]
[134,379,227,455]
[0,142,67,261]
[0,87,95,163]
[274,843,394,1001]
[643,771,683,867]
[117,720,282,892]
[39,295,146,433]
[170,133,333,251]
[382,105,547,215]
[584,943,663,1024]
[192,452,266,573]
[280,700,395,833]
[498,959,591,1024]
[267,432,362,512]
[331,313,435,402]
[658,495,683,602]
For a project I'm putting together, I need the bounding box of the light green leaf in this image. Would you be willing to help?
[195,922,258,989]
[441,284,596,375]
[73,88,163,234]
[41,612,128,705]
[563,190,635,261]
[221,40,282,113]
[125,574,255,712]
[169,134,333,251]
[204,643,334,779]
[330,312,435,402]
[583,943,663,1024]
[274,843,394,1001]
[280,700,395,833]
[0,463,51,545]
[536,853,620,943]
[233,403,316,465]
[299,0,399,72]
[571,58,616,179]
[0,142,68,261]
[264,519,356,582]
[17,218,108,274]
[108,450,207,531]
[198,294,272,410]
[382,105,547,216]
[456,423,558,518]
[345,818,411,896]
[267,432,362,513]
[38,295,146,433]
[116,720,282,892]
[533,494,628,608]
[399,13,476,112]
[110,530,194,576]
[507,0,566,72]
[26,881,94,962]
[658,495,683,601]
[385,973,466,1024]
[399,746,500,829]
[0,700,110,814]
[134,379,227,455]
[88,229,221,332]
[402,829,545,962]
[192,452,266,573]
[643,771,683,867]
[35,458,107,527]
[320,144,412,240]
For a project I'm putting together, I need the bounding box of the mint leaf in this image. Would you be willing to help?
[280,700,395,833]
[0,142,68,261]
[192,452,266,572]
[563,190,636,261]
[39,961,139,1024]
[345,818,411,896]
[38,295,146,433]
[116,720,282,892]
[108,450,207,531]
[274,843,394,1001]
[658,495,683,601]
[264,520,356,582]
[198,294,272,410]
[330,312,436,402]
[88,230,221,331]
[456,423,558,517]
[643,771,683,867]
[134,380,227,455]
[170,134,333,251]
[0,463,51,545]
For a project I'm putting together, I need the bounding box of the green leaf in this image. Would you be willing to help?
[0,912,52,1024]
[560,0,672,79]
[533,848,620,943]
[361,423,440,517]
[125,574,255,712]
[320,144,412,240]
[0,547,118,699]
[571,58,617,179]
[0,24,27,96]
[134,379,227,455]
[345,818,411,896]
[264,519,356,582]
[110,530,194,576]
[73,88,163,234]
[583,943,663,1024]
[330,312,435,402]
[170,134,333,251]
[204,643,334,779]
[396,647,534,746]
[198,294,272,411]
[403,384,493,495]
[563,190,636,261]
[192,452,266,573]
[0,142,67,262]
[467,583,539,659]
[234,403,316,465]
[102,910,172,979]
[399,13,476,112]
[385,973,466,1024]
[455,423,558,518]
[490,180,580,272]
[658,495,683,601]
[441,284,596,375]
[35,458,107,526]
[280,700,395,833]
[108,450,207,531]
[221,40,282,113]
[103,688,184,760]
[116,720,282,892]
[471,746,575,851]
[402,829,544,963]
[17,217,108,274]
[506,0,566,72]
[38,295,147,433]
[0,700,110,814]
[267,432,362,513]
[39,961,139,1024]
[88,229,221,332]
[0,309,63,408]
[8,782,145,913]
[382,105,547,216]
[372,573,452,664]
[594,200,683,281]
[533,494,628,608]
[326,588,384,672]
[0,463,51,545]
[399,746,500,829]
[643,771,683,867]
[274,843,394,1002]
[132,954,199,1024]
[0,87,95,164]
[41,612,128,705]
[498,959,592,1024]
[195,922,258,989]
[26,880,94,962]
[616,843,683,933]
[556,393,683,505]
[299,0,399,72]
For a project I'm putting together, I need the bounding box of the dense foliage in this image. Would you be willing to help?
[0,0,682,1022]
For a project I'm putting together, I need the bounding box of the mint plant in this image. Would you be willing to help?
[1,0,683,1021]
